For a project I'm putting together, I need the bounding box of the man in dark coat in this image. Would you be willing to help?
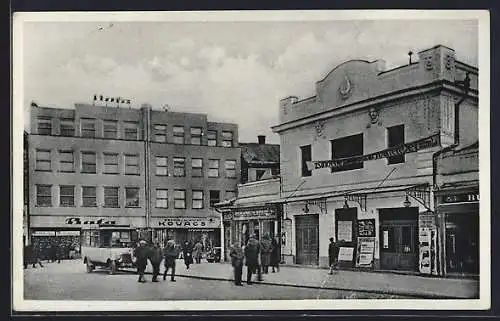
[230,242,245,286]
[328,237,340,275]
[24,244,44,269]
[150,241,163,282]
[163,239,179,282]
[133,240,150,283]
[244,234,262,284]
[183,241,194,270]
[270,237,280,273]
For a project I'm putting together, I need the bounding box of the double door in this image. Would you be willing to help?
[295,214,319,265]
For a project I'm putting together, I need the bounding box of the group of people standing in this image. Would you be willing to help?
[229,233,280,286]
[133,238,205,283]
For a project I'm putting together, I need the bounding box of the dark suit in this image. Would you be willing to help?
[245,239,262,284]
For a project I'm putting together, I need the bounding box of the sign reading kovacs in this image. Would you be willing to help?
[155,217,220,228]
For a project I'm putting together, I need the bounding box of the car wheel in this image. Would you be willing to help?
[86,260,94,273]
[109,260,117,275]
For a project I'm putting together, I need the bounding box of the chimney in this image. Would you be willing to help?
[258,135,266,144]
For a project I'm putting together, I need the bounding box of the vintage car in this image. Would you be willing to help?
[81,224,138,275]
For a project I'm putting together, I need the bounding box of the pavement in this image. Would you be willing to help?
[136,259,479,299]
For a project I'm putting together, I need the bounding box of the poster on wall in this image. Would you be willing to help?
[337,221,352,242]
[338,247,354,261]
[357,219,375,237]
[419,228,431,274]
[355,237,376,268]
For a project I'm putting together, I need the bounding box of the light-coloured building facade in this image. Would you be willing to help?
[28,102,240,255]
[271,45,478,274]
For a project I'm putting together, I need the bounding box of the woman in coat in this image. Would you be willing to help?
[193,240,203,264]
[270,236,280,273]
[259,234,273,274]
[182,241,194,269]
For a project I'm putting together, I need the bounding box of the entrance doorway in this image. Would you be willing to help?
[295,214,319,265]
[379,208,419,271]
[445,214,479,274]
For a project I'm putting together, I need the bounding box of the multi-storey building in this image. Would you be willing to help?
[28,102,240,255]
[271,45,478,274]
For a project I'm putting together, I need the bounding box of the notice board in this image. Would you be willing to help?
[355,237,376,268]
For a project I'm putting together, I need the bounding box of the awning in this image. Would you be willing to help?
[233,194,280,206]
[437,202,479,214]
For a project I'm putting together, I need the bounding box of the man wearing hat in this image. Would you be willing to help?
[244,234,262,284]
[134,240,150,283]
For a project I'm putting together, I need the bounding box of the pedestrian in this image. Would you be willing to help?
[244,234,262,284]
[259,234,272,274]
[328,237,339,275]
[183,240,194,270]
[24,244,43,269]
[193,240,203,264]
[150,241,163,282]
[270,236,280,273]
[230,242,245,286]
[163,239,178,282]
[133,240,149,283]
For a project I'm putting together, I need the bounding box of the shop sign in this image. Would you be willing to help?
[56,230,80,236]
[357,219,375,237]
[233,207,276,220]
[442,193,479,204]
[419,228,432,274]
[355,237,376,268]
[338,247,354,261]
[32,231,56,236]
[65,217,117,225]
[156,217,220,228]
[30,215,146,228]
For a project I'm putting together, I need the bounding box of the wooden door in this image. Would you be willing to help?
[295,215,319,265]
[380,220,418,271]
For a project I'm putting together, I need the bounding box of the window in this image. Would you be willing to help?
[225,160,237,178]
[154,124,167,142]
[156,156,168,176]
[81,152,97,173]
[82,186,97,207]
[36,149,51,171]
[207,130,217,146]
[209,190,220,208]
[125,154,139,175]
[190,127,202,145]
[221,131,233,147]
[271,167,280,177]
[103,120,118,139]
[192,190,204,209]
[173,126,185,144]
[191,158,203,177]
[36,185,51,207]
[103,153,119,174]
[125,187,140,207]
[124,121,139,140]
[208,159,219,177]
[156,189,168,208]
[59,185,75,207]
[60,118,74,136]
[331,133,364,172]
[59,150,74,172]
[300,145,312,177]
[104,187,119,208]
[174,190,186,209]
[387,124,405,164]
[81,118,96,138]
[173,157,185,177]
[37,117,52,135]
[225,190,237,200]
[256,169,266,181]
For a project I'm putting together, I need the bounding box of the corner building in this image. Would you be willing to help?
[28,102,240,255]
[271,45,478,274]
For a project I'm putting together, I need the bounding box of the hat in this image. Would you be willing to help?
[329,237,334,242]
[139,240,147,245]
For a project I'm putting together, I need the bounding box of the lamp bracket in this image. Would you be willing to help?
[405,184,431,210]
[305,198,327,214]
[345,193,367,212]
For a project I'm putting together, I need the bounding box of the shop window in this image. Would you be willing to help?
[59,118,74,136]
[174,157,186,177]
[82,186,97,207]
[331,133,364,172]
[124,121,139,140]
[192,190,204,209]
[173,126,185,144]
[81,151,97,173]
[300,145,312,177]
[103,120,118,139]
[37,117,52,135]
[154,124,167,142]
[224,160,237,178]
[387,124,405,164]
[81,118,96,138]
[103,153,119,174]
[401,226,413,253]
[191,158,203,177]
[207,130,217,146]
[36,149,51,171]
[59,185,75,207]
[58,150,74,172]
[190,127,202,145]
[125,154,139,175]
[225,190,237,200]
[174,189,186,209]
[104,186,119,208]
[209,190,220,208]
[125,187,140,207]
[221,131,233,147]
[36,184,52,207]
[156,189,168,208]
[156,156,168,176]
[208,159,219,177]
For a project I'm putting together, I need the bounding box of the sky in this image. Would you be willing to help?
[20,15,479,144]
